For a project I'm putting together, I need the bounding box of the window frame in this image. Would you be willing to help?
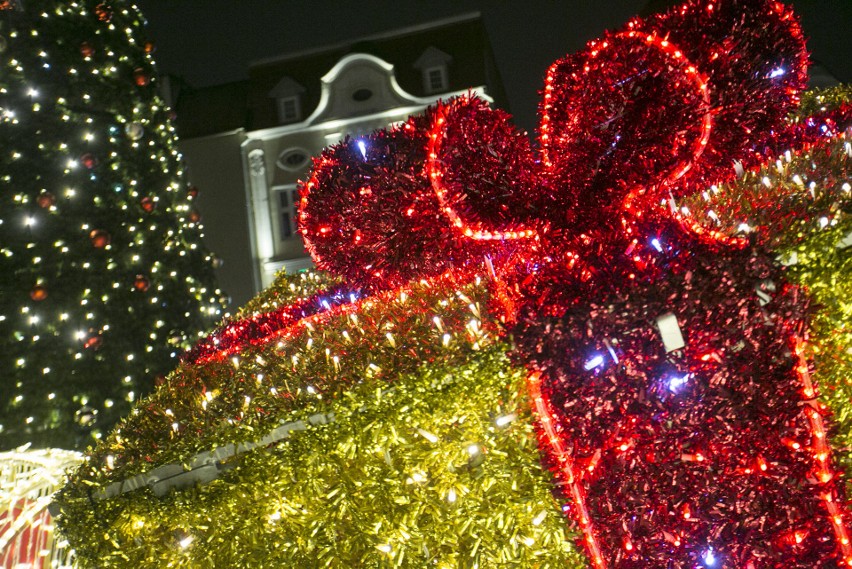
[273,184,301,243]
[424,66,448,94]
[276,95,301,123]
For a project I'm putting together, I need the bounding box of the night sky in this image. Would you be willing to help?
[137,0,852,135]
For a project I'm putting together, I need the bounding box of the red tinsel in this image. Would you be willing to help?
[215,0,852,566]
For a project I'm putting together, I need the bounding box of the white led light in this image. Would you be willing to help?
[584,354,604,370]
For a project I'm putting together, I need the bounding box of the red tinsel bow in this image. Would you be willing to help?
[292,3,852,565]
[187,2,852,566]
[297,0,850,292]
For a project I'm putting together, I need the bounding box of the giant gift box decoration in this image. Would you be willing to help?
[56,0,852,567]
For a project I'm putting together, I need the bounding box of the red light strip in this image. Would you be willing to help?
[616,32,714,216]
[191,269,475,366]
[792,334,852,565]
[541,31,713,181]
[193,294,359,366]
[298,165,326,267]
[426,99,538,242]
[527,370,606,569]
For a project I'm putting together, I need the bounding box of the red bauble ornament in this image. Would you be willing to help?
[84,335,102,350]
[134,275,150,292]
[187,186,199,199]
[30,285,47,301]
[80,41,94,58]
[95,3,111,22]
[140,196,155,213]
[80,153,97,169]
[144,41,156,54]
[89,229,110,248]
[133,68,150,87]
[36,192,55,209]
[188,210,201,223]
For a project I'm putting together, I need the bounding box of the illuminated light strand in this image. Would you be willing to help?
[297,173,323,266]
[527,371,605,569]
[609,30,733,250]
[0,0,225,449]
[184,283,353,364]
[426,98,538,242]
[72,269,497,486]
[792,334,852,564]
[541,28,715,186]
[189,269,474,366]
[677,106,852,246]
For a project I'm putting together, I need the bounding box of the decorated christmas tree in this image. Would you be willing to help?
[55,0,851,567]
[0,0,225,450]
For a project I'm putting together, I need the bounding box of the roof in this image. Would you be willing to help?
[174,13,507,139]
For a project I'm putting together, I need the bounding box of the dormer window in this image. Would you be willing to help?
[414,46,453,95]
[425,66,447,93]
[269,76,306,125]
[277,95,300,122]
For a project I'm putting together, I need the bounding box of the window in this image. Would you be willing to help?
[276,148,310,172]
[276,186,300,241]
[351,88,373,102]
[269,76,305,124]
[276,95,300,123]
[425,66,447,93]
[415,47,452,94]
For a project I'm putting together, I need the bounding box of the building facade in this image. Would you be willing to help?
[173,14,507,308]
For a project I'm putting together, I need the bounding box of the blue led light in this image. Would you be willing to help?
[651,238,663,252]
[357,140,367,159]
[769,67,786,78]
[702,548,716,566]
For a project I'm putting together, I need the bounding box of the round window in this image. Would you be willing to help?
[276,149,310,172]
[352,88,373,102]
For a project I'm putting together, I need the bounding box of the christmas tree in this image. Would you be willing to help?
[0,0,225,450]
[55,0,852,567]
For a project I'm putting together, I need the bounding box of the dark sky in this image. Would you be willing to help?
[138,0,852,134]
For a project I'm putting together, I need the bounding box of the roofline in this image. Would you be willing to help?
[181,127,246,142]
[249,11,483,69]
[242,86,492,142]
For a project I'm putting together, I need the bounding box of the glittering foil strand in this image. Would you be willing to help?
[66,270,501,484]
[550,30,714,190]
[54,1,850,566]
[678,125,851,248]
[56,273,587,568]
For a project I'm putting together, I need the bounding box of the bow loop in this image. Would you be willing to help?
[539,0,807,231]
[427,95,540,241]
[300,111,474,290]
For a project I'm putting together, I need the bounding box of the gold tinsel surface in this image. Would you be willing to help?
[56,272,585,567]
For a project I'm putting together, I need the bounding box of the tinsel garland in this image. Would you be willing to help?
[57,272,588,568]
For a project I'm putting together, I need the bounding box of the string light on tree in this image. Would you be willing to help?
[0,0,225,450]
